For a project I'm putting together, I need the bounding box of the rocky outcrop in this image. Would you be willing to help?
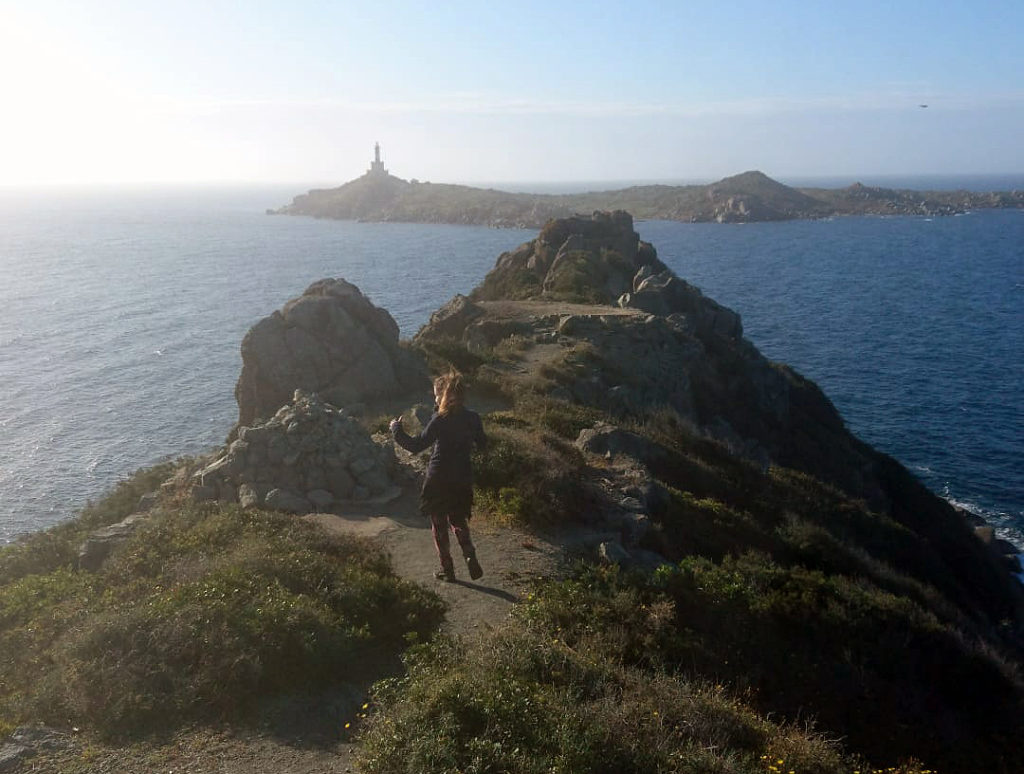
[471,211,667,303]
[234,278,427,427]
[419,212,879,502]
[195,390,401,513]
[0,727,72,771]
[618,268,743,340]
[417,294,485,341]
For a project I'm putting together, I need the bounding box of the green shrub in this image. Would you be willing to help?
[357,598,855,774]
[418,335,487,375]
[512,393,604,440]
[515,560,1022,774]
[473,425,588,526]
[0,503,445,739]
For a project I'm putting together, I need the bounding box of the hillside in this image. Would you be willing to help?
[3,211,1023,773]
[272,169,1024,226]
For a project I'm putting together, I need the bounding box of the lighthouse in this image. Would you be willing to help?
[368,142,388,176]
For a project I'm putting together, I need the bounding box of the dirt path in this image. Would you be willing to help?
[306,488,565,637]
[20,480,575,774]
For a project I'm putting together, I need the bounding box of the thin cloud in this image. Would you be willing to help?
[151,90,1024,119]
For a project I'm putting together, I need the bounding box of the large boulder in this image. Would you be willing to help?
[234,278,427,427]
[416,294,485,342]
[471,210,667,304]
[195,390,401,511]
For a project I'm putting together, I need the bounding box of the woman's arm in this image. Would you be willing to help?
[392,414,439,454]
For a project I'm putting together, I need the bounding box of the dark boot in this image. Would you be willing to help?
[435,559,456,582]
[465,552,483,581]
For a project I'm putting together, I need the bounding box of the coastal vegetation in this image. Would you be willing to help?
[0,467,444,740]
[388,333,1023,773]
[2,210,1022,773]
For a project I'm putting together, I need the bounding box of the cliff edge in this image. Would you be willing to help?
[418,211,1023,631]
[4,211,1023,774]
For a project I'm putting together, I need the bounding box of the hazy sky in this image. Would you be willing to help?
[2,0,1022,185]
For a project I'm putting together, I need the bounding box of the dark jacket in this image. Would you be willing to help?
[392,407,487,486]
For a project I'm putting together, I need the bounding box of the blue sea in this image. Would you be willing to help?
[1,183,1021,546]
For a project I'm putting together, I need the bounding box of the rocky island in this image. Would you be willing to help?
[271,146,1024,227]
[2,211,1023,773]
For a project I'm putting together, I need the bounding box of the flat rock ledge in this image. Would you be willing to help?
[0,726,73,772]
[193,390,401,513]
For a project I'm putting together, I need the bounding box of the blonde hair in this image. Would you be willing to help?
[434,369,465,416]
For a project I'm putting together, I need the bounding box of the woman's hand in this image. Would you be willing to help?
[389,416,403,434]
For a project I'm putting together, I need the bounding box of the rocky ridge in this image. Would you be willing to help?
[14,208,1024,774]
[417,210,1024,625]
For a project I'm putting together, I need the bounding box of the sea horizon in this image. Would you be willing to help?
[2,171,1023,199]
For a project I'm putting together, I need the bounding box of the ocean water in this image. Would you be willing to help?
[642,212,1023,545]
[0,185,1021,546]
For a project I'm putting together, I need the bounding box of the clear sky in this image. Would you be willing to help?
[2,0,1022,185]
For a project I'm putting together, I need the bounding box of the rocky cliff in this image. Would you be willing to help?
[7,209,1023,773]
[227,211,1022,635]
[272,169,1024,227]
[418,211,1024,630]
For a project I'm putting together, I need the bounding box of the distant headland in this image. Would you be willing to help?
[270,145,1024,227]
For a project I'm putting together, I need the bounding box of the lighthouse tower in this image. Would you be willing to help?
[368,142,388,176]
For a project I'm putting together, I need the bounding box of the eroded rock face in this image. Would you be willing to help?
[618,270,743,340]
[234,278,427,427]
[194,390,400,512]
[418,294,485,341]
[471,210,668,304]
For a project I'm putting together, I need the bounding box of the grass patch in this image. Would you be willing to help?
[355,578,918,774]
[511,561,1022,774]
[473,424,589,526]
[417,335,489,376]
[0,472,445,740]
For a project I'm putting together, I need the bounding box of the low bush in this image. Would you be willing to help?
[417,335,488,376]
[0,489,445,739]
[357,583,879,774]
[514,561,1022,774]
[512,392,605,441]
[473,424,589,526]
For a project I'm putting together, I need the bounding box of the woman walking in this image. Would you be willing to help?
[390,370,486,582]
